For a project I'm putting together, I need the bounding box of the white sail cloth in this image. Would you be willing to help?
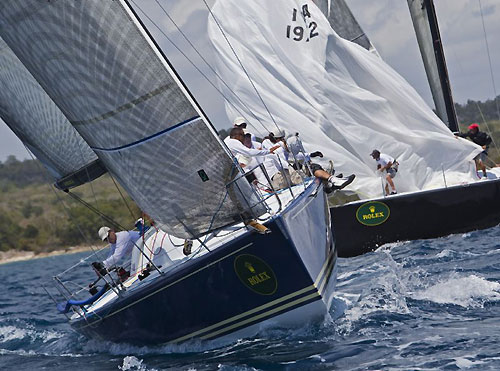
[208,0,481,198]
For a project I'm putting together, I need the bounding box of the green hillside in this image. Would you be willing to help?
[456,96,500,164]
[0,157,140,253]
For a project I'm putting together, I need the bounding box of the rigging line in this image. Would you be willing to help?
[472,102,500,158]
[151,0,271,135]
[129,0,271,135]
[201,0,283,133]
[75,139,103,224]
[478,0,500,122]
[21,144,98,255]
[450,48,500,156]
[65,191,124,231]
[108,172,136,220]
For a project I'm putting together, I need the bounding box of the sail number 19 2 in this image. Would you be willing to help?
[286,4,318,42]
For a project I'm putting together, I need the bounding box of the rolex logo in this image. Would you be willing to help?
[356,201,390,226]
[244,262,256,273]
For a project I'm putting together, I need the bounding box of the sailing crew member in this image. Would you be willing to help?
[224,127,280,161]
[455,123,492,178]
[370,149,398,195]
[224,127,279,234]
[286,135,356,193]
[92,220,144,276]
[233,116,257,142]
[261,130,297,190]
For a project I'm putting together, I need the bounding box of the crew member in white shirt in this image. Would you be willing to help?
[224,127,280,234]
[91,226,141,276]
[224,127,279,160]
[370,149,398,195]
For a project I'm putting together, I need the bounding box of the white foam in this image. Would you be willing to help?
[0,325,63,344]
[454,356,485,369]
[412,274,500,307]
[0,326,28,342]
[436,249,454,258]
[119,356,150,371]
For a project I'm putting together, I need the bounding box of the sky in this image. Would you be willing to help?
[1,0,498,162]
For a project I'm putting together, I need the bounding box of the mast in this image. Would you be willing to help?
[314,0,378,54]
[407,0,459,132]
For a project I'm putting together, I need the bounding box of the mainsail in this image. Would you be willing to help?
[207,0,480,197]
[0,0,260,238]
[314,0,377,54]
[0,37,105,189]
[407,0,459,132]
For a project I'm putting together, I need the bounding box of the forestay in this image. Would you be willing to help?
[313,0,377,53]
[0,37,104,189]
[0,0,261,238]
[208,0,480,198]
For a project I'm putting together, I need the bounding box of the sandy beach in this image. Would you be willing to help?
[0,245,98,265]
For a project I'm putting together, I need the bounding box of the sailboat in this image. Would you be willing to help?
[0,0,337,344]
[318,0,500,257]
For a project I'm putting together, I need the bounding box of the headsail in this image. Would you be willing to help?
[0,0,261,238]
[314,0,377,54]
[207,0,480,197]
[0,37,105,189]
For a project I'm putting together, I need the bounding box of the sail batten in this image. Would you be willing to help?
[0,0,261,238]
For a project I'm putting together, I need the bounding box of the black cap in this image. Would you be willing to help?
[370,149,380,157]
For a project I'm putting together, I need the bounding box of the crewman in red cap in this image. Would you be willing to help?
[456,123,492,178]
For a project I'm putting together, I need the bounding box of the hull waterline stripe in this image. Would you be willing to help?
[171,284,316,343]
[201,291,322,340]
[201,254,336,341]
[171,248,336,343]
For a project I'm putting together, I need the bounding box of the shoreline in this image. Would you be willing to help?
[0,245,98,266]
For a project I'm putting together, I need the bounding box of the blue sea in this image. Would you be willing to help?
[1,226,500,370]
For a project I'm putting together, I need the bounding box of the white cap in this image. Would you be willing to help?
[270,129,285,138]
[233,117,247,127]
[98,226,110,241]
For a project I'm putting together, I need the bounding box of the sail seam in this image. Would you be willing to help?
[70,83,173,126]
[90,115,200,152]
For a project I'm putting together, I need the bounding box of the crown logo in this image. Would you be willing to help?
[369,206,376,213]
[244,262,256,273]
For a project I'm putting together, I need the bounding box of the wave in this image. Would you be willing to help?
[411,274,500,307]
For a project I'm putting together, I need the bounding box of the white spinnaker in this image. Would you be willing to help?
[208,0,480,198]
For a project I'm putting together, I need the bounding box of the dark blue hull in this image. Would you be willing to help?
[71,183,336,344]
[331,179,500,257]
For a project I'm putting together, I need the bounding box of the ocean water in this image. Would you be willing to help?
[1,225,499,370]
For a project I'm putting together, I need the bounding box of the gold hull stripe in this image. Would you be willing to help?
[200,251,336,341]
[171,284,316,343]
[172,248,336,343]
[201,291,321,340]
